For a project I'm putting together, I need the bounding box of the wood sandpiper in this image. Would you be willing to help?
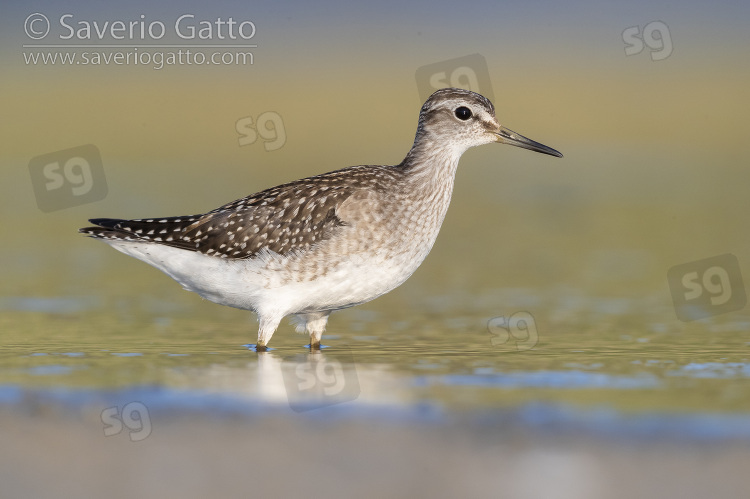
[80,88,562,351]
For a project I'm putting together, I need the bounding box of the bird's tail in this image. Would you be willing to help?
[79,217,201,248]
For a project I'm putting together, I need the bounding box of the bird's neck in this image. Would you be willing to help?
[400,133,462,195]
[396,133,462,230]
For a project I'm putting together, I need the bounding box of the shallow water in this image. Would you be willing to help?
[4,279,750,439]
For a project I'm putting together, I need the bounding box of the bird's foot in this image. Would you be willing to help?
[308,341,322,351]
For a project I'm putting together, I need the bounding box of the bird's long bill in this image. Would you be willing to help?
[495,126,563,158]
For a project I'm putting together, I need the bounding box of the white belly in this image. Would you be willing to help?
[102,231,432,319]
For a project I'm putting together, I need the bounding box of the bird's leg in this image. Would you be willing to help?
[256,316,282,351]
[309,335,322,350]
[297,312,330,350]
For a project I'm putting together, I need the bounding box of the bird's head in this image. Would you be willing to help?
[417,88,563,158]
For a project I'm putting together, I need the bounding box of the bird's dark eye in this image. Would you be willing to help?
[454,106,472,120]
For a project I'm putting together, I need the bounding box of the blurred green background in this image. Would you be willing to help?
[2,0,749,310]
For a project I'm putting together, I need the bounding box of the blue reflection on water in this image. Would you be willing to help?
[668,362,750,378]
[0,385,749,444]
[415,371,660,389]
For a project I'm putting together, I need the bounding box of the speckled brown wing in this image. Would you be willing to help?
[80,165,401,259]
[178,178,353,258]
